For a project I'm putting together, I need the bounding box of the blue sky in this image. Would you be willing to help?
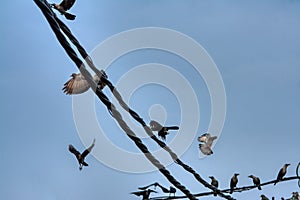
[1,1,299,200]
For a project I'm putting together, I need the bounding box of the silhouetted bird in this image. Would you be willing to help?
[209,176,219,196]
[230,173,239,194]
[149,120,179,140]
[169,186,176,197]
[131,189,157,200]
[198,133,217,155]
[62,70,107,95]
[248,175,261,190]
[272,197,275,200]
[68,139,95,170]
[274,163,290,185]
[261,194,270,200]
[51,0,76,20]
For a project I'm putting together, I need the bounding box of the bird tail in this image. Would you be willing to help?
[230,189,233,194]
[82,162,88,166]
[64,12,76,20]
[258,185,262,190]
[165,126,179,130]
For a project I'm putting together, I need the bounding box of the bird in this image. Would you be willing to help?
[51,0,76,20]
[209,176,219,196]
[291,192,300,200]
[274,163,290,185]
[138,182,160,190]
[230,173,239,194]
[261,194,270,200]
[169,186,176,197]
[131,189,157,200]
[62,70,107,95]
[149,120,179,140]
[248,175,262,190]
[198,133,217,155]
[68,139,95,170]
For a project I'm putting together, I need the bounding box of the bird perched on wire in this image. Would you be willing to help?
[209,176,219,196]
[149,120,179,140]
[274,163,290,185]
[248,175,262,190]
[198,133,217,155]
[68,139,95,170]
[169,186,176,197]
[261,194,270,200]
[131,189,157,200]
[230,173,239,194]
[51,0,76,20]
[62,70,108,95]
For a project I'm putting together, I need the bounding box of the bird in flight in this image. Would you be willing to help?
[62,70,107,95]
[149,120,179,140]
[131,189,157,200]
[198,133,217,155]
[230,173,239,194]
[274,163,290,185]
[51,0,76,20]
[68,139,95,170]
[248,175,262,190]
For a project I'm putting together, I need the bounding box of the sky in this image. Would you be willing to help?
[1,0,300,200]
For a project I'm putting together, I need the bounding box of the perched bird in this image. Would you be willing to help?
[169,186,176,197]
[230,173,239,194]
[272,197,275,200]
[149,120,179,140]
[131,189,157,200]
[248,175,262,190]
[291,192,300,200]
[198,133,217,155]
[62,70,107,95]
[261,194,270,200]
[274,163,290,185]
[51,0,76,20]
[68,139,95,170]
[209,176,219,196]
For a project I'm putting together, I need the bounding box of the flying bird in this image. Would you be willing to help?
[149,120,179,140]
[248,175,262,190]
[62,70,107,95]
[261,194,270,200]
[230,173,239,194]
[198,133,217,155]
[68,139,95,170]
[51,0,76,20]
[209,176,219,196]
[274,163,290,185]
[131,189,157,200]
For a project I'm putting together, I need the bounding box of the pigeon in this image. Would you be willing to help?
[230,173,239,194]
[248,175,262,190]
[149,120,179,140]
[62,70,107,95]
[274,163,290,185]
[51,0,76,20]
[131,189,157,200]
[198,133,217,155]
[209,176,219,196]
[68,139,95,170]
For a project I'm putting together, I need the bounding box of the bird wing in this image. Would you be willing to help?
[59,0,76,11]
[68,145,81,158]
[207,136,217,146]
[62,73,90,95]
[199,143,213,155]
[81,139,96,158]
[149,120,163,131]
[138,182,158,190]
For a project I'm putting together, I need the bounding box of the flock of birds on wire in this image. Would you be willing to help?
[49,0,299,199]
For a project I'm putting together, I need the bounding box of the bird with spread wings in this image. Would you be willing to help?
[68,139,96,170]
[197,133,217,155]
[62,70,108,95]
[51,0,76,20]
